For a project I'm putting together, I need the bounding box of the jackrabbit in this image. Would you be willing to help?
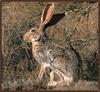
[23,2,81,87]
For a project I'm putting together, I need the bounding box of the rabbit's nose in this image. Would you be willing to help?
[23,35,27,41]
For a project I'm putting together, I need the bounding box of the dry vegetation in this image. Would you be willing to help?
[2,1,98,91]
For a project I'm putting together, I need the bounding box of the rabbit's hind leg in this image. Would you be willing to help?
[54,69,73,86]
[47,69,65,87]
[54,69,65,86]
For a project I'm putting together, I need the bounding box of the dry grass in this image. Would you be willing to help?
[2,1,98,91]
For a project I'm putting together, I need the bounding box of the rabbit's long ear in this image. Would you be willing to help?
[40,2,54,26]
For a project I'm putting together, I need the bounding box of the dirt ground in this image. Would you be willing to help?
[2,1,98,91]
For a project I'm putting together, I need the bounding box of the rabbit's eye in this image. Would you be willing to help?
[31,29,35,32]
